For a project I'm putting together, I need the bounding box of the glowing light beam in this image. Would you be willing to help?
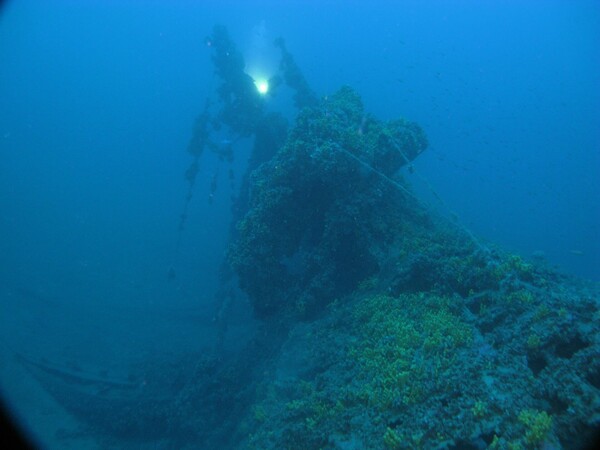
[254,79,269,95]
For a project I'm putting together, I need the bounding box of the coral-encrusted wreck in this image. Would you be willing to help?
[227,75,600,450]
[230,85,428,318]
[18,25,600,450]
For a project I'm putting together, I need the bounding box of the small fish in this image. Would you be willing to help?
[569,250,584,256]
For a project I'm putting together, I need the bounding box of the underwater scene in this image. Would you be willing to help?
[0,1,599,449]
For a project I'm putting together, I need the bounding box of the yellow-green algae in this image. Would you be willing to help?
[350,293,473,410]
[247,292,475,448]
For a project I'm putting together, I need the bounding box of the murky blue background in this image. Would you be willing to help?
[0,0,598,446]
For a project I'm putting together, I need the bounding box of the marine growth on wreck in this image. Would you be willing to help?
[14,24,600,450]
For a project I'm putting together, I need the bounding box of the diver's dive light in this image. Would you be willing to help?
[254,79,269,95]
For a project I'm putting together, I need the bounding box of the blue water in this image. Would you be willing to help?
[0,0,598,447]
